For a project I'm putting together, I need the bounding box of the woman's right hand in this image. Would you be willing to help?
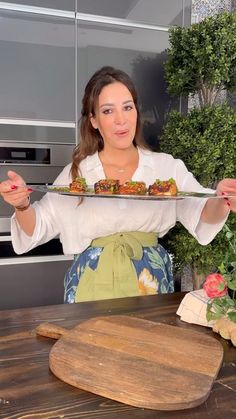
[0,170,32,209]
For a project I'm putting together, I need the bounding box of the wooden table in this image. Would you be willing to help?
[0,292,235,419]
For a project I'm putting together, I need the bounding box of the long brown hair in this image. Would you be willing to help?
[71,66,146,179]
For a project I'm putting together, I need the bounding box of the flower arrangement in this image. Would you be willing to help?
[203,225,236,324]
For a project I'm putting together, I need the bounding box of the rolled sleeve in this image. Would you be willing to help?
[11,204,42,254]
[194,213,229,245]
[177,197,229,245]
[175,159,229,245]
[11,198,60,254]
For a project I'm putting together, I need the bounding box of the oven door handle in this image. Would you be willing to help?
[0,255,74,265]
[0,235,12,241]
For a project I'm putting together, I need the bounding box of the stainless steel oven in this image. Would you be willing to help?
[0,141,74,232]
[0,238,74,309]
[0,141,74,309]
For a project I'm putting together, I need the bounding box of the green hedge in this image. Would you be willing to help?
[159,104,236,275]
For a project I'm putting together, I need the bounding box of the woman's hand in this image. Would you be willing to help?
[0,170,32,209]
[216,178,236,213]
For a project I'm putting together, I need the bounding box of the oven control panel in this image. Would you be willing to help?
[0,146,50,165]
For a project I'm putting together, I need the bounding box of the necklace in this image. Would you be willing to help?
[103,161,127,173]
[100,151,138,174]
[116,167,126,173]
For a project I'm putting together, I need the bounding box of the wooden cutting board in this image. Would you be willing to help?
[36,315,223,411]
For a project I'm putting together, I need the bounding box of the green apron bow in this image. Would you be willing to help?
[75,231,158,302]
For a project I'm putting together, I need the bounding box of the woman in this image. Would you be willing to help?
[1,66,236,303]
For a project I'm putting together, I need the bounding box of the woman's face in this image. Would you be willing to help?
[90,82,137,151]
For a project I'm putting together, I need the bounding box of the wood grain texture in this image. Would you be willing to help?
[0,293,235,418]
[36,315,223,410]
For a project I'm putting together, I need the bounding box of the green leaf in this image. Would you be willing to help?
[218,282,226,291]
[228,312,236,323]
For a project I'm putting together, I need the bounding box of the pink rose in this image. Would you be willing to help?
[203,273,228,298]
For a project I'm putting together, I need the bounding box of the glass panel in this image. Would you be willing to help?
[76,0,189,27]
[77,21,181,150]
[0,125,75,144]
[0,10,75,121]
[0,1,76,11]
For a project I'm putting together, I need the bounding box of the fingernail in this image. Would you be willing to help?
[223,197,229,201]
[27,187,33,192]
[221,192,226,195]
[227,202,230,207]
[11,185,17,190]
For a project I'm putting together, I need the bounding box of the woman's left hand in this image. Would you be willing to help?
[216,178,236,213]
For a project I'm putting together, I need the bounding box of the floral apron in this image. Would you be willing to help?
[64,233,174,303]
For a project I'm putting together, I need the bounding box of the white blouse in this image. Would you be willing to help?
[11,148,228,255]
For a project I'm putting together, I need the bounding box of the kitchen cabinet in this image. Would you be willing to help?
[5,1,75,10]
[0,255,73,310]
[0,0,191,145]
[0,9,75,122]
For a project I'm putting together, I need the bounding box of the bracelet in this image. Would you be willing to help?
[15,197,31,212]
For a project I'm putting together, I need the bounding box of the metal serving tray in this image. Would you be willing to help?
[28,184,235,201]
